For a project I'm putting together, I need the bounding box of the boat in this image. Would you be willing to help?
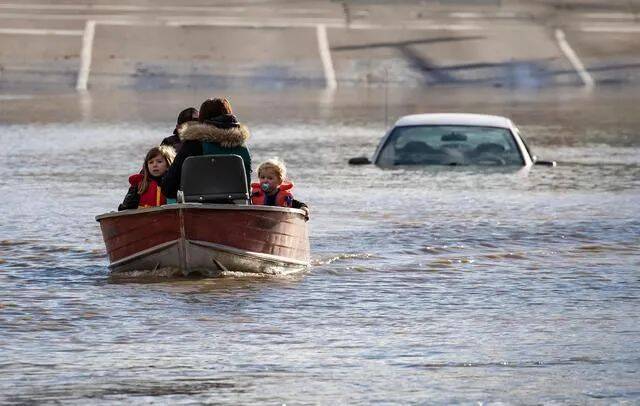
[96,204,310,276]
[96,154,310,276]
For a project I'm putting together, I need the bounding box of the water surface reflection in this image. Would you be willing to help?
[1,87,639,403]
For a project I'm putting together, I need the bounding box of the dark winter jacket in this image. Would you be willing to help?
[159,116,252,198]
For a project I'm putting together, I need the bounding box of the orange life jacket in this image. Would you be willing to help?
[251,181,294,207]
[129,173,166,208]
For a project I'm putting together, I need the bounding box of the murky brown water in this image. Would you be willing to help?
[1,87,639,403]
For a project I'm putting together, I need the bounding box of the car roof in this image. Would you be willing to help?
[394,113,513,129]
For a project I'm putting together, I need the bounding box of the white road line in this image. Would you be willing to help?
[0,28,82,35]
[0,95,35,100]
[76,20,95,91]
[99,19,169,26]
[0,12,481,31]
[168,18,481,30]
[316,24,337,90]
[0,3,247,13]
[167,16,346,28]
[449,11,518,18]
[347,22,480,30]
[449,12,482,18]
[584,12,638,20]
[555,29,594,89]
[282,8,331,15]
[0,13,143,20]
[0,13,346,27]
[581,25,640,33]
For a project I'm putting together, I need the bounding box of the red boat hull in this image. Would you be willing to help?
[96,204,310,276]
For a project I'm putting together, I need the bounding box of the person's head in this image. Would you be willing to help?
[138,145,176,194]
[257,158,287,194]
[199,98,233,123]
[173,107,198,135]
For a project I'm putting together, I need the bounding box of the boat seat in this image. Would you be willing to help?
[178,154,249,205]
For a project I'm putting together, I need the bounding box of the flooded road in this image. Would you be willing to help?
[1,87,639,403]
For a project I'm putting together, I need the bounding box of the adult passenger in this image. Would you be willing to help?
[160,107,199,152]
[160,98,252,198]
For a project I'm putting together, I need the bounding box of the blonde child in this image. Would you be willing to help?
[118,145,176,210]
[250,158,309,218]
[251,158,294,207]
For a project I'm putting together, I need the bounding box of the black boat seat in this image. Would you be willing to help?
[178,154,249,204]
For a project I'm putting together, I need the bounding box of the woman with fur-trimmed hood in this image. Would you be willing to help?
[160,98,252,198]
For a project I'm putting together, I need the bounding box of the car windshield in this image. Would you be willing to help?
[376,125,524,166]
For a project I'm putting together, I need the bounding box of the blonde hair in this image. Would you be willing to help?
[138,145,176,195]
[257,158,287,183]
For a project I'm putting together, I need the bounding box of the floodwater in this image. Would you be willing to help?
[1,87,639,404]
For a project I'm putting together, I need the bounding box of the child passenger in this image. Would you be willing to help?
[118,145,176,211]
[251,158,294,207]
[250,159,310,219]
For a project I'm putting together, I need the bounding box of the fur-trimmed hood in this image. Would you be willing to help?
[173,119,198,135]
[178,122,250,148]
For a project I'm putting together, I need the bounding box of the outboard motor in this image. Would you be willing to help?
[178,154,249,205]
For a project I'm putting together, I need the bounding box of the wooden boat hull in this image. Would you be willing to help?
[96,204,310,276]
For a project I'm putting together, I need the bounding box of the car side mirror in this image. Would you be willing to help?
[532,155,556,167]
[348,156,372,165]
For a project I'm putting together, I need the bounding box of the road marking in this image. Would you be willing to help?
[0,12,144,20]
[0,12,481,31]
[449,12,482,18]
[167,16,349,28]
[316,24,337,90]
[0,14,480,93]
[0,3,247,13]
[449,11,518,18]
[581,25,640,33]
[348,22,480,30]
[98,19,168,26]
[584,12,638,20]
[169,18,480,30]
[282,8,331,15]
[76,20,95,91]
[555,29,594,89]
[0,28,82,35]
[0,94,34,100]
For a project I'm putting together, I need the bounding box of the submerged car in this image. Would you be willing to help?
[349,113,555,167]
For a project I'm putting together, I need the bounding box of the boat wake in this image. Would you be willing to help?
[312,252,379,266]
[108,265,306,282]
[108,267,187,282]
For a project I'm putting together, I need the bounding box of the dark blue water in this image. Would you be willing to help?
[1,88,639,404]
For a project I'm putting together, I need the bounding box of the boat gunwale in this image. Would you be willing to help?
[95,203,308,222]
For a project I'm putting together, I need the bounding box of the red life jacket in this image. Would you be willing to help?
[129,173,166,208]
[251,181,294,207]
